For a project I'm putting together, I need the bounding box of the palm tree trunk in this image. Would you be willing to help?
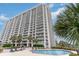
[10,42,14,52]
[15,42,17,51]
[20,41,22,50]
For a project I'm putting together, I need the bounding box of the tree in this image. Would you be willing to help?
[10,35,18,51]
[27,35,34,47]
[33,38,39,45]
[17,34,22,48]
[33,38,44,49]
[10,35,17,46]
[54,3,79,54]
[58,41,71,48]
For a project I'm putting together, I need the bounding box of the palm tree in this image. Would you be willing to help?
[33,38,39,45]
[54,3,79,54]
[10,35,18,51]
[58,41,70,48]
[17,34,22,48]
[33,38,39,49]
[27,35,34,47]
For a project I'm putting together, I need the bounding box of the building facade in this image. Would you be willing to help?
[1,4,55,48]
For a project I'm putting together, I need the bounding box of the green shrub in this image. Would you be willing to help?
[3,43,12,48]
[52,46,76,51]
[69,53,79,56]
[0,48,3,53]
[33,44,44,47]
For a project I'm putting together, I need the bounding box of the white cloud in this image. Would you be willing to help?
[51,7,65,24]
[49,4,54,8]
[53,7,65,17]
[0,14,9,25]
[60,3,65,6]
[0,14,9,22]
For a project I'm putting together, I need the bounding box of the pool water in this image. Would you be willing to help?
[32,49,71,55]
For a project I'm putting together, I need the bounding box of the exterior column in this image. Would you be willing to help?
[27,40,29,47]
[42,5,46,48]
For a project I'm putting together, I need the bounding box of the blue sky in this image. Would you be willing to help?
[0,3,66,41]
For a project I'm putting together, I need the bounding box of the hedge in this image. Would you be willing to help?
[33,44,44,47]
[52,46,76,51]
[69,53,79,56]
[2,43,12,48]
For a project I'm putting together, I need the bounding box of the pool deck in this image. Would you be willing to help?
[0,48,77,56]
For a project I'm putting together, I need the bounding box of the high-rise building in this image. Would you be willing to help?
[1,4,55,48]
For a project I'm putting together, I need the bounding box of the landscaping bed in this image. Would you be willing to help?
[0,48,3,53]
[69,53,79,56]
[2,43,12,49]
[52,46,76,51]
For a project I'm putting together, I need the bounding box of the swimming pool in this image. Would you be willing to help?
[32,49,71,55]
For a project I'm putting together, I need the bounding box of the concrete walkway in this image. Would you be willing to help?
[0,48,70,56]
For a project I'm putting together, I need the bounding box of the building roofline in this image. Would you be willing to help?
[10,3,47,20]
